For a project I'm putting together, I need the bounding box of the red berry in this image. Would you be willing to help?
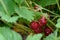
[30,21,39,30]
[39,16,47,24]
[39,16,47,28]
[39,22,44,28]
[34,28,42,34]
[44,27,52,36]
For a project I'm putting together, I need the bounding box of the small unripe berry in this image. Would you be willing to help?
[30,21,39,30]
[34,5,41,12]
[44,27,52,36]
[34,5,39,9]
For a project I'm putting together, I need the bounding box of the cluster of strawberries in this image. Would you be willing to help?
[30,6,52,35]
[30,5,52,36]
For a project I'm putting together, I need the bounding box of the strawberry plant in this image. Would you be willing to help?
[0,0,60,40]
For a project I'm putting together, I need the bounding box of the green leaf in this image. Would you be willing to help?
[0,0,18,23]
[58,37,60,40]
[44,29,58,40]
[0,33,6,40]
[56,23,60,28]
[57,18,60,23]
[15,7,34,22]
[26,34,43,40]
[0,12,19,23]
[8,16,19,23]
[34,12,41,20]
[15,0,25,4]
[56,18,60,28]
[0,27,22,40]
[0,3,5,12]
[39,0,56,7]
[0,0,15,15]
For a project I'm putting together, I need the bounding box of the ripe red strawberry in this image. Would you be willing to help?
[34,28,42,34]
[44,27,52,36]
[39,16,47,28]
[38,23,44,28]
[30,21,39,30]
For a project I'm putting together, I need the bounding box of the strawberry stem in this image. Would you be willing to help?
[47,24,54,32]
[14,23,34,33]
